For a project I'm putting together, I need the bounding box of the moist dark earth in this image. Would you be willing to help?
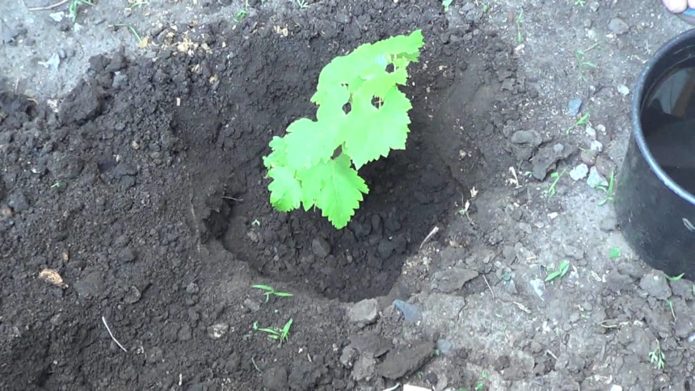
[0,1,516,389]
[2,0,694,390]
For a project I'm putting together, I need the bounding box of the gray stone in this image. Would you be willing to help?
[608,18,629,35]
[617,262,643,279]
[348,332,392,358]
[569,164,589,181]
[243,298,261,312]
[262,366,288,391]
[117,247,136,263]
[7,191,29,212]
[639,271,671,300]
[432,268,478,293]
[673,303,695,338]
[599,215,618,232]
[351,356,376,381]
[529,279,545,300]
[48,152,84,179]
[580,149,597,165]
[510,130,542,147]
[377,239,395,259]
[376,341,434,380]
[207,323,229,339]
[595,155,617,178]
[605,269,633,293]
[124,286,141,304]
[567,98,583,116]
[311,237,331,258]
[393,299,421,322]
[590,140,603,153]
[113,162,138,177]
[585,125,597,139]
[587,167,608,188]
[670,279,694,299]
[347,298,378,325]
[531,143,576,180]
[112,71,128,89]
[340,345,357,367]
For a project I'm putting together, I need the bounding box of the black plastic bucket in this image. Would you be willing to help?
[616,29,695,279]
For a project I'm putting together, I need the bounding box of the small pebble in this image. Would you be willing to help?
[617,84,630,96]
[599,215,618,232]
[529,279,545,300]
[185,282,199,294]
[510,130,542,146]
[608,18,629,35]
[585,126,597,139]
[580,149,597,165]
[590,140,603,153]
[567,98,582,117]
[348,298,379,325]
[49,12,64,22]
[436,339,454,355]
[569,164,589,181]
[639,271,671,300]
[587,167,608,188]
[393,299,421,322]
[207,323,229,339]
[311,237,331,258]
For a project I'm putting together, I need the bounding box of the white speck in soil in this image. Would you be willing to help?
[569,164,589,181]
[207,323,229,339]
[617,84,630,96]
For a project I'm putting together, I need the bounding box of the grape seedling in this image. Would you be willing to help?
[263,30,425,228]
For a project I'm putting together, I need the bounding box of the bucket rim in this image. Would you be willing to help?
[632,28,695,206]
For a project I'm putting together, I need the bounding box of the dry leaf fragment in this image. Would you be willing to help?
[39,268,67,288]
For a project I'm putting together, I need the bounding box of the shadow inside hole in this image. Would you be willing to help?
[183,25,511,302]
[218,105,475,301]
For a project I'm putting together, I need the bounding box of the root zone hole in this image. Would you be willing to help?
[218,118,463,301]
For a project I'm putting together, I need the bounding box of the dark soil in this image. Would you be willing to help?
[0,0,523,389]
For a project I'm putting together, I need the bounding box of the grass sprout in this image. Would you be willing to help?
[545,260,570,282]
[252,284,293,303]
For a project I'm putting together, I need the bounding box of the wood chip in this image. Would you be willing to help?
[39,268,67,288]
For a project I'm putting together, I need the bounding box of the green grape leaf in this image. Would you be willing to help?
[283,118,340,169]
[342,88,412,169]
[262,30,424,229]
[314,154,369,228]
[267,167,302,212]
[263,136,288,169]
[374,29,424,61]
[312,83,350,121]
